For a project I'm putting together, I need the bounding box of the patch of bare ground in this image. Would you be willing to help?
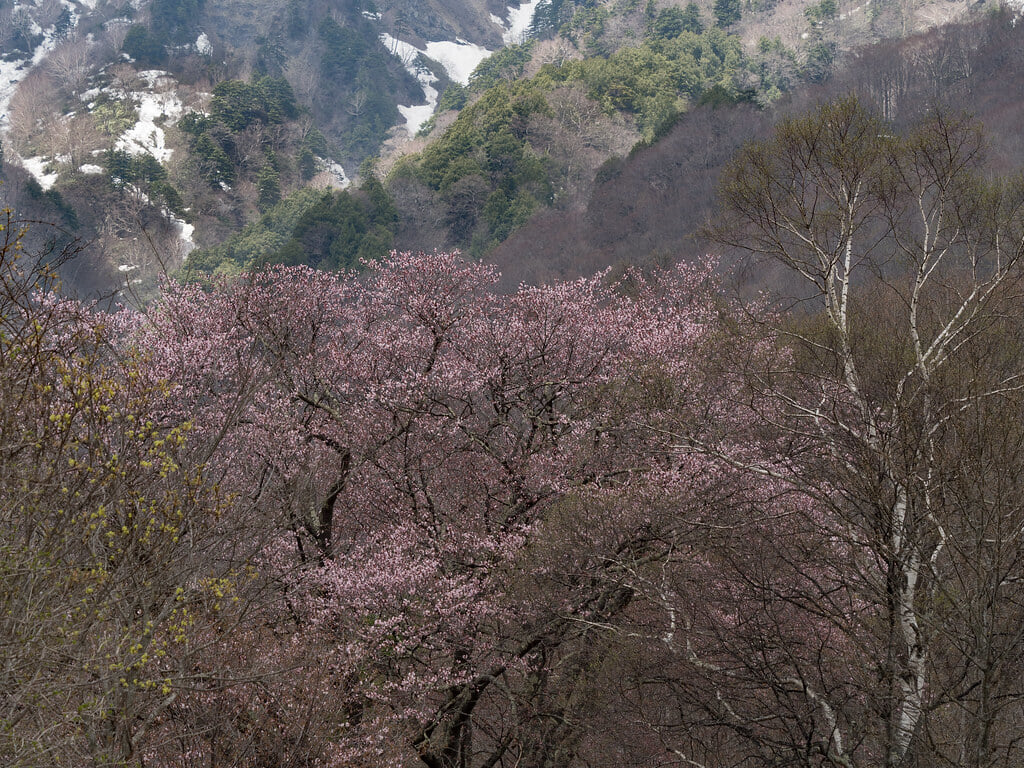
[376,109,461,180]
[908,0,972,33]
[655,0,974,58]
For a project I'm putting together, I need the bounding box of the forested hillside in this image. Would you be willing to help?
[1,0,1003,296]
[488,8,1024,287]
[6,91,1024,766]
[7,5,1024,765]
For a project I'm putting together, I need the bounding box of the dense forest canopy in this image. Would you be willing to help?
[5,92,1024,767]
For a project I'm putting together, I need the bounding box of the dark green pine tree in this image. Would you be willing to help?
[257,165,282,212]
[713,0,741,27]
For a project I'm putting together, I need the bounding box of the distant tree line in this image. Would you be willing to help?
[393,19,750,254]
[185,177,398,277]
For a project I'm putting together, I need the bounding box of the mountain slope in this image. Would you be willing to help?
[1,0,1015,297]
[0,0,529,294]
[486,8,1024,289]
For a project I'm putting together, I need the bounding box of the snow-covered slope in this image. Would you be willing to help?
[0,20,62,133]
[113,71,184,163]
[495,0,544,44]
[380,1,541,135]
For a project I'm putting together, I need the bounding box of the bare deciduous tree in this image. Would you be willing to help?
[46,39,97,95]
[696,96,1024,768]
[7,71,61,154]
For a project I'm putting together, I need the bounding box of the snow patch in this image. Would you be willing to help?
[136,69,173,88]
[397,82,438,135]
[0,18,63,133]
[18,156,59,190]
[175,217,196,256]
[323,160,350,190]
[0,60,29,133]
[381,34,420,69]
[500,0,543,45]
[79,163,103,173]
[378,36,440,134]
[114,73,184,164]
[381,33,492,87]
[422,40,492,85]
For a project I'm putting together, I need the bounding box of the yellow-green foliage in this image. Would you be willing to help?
[0,211,245,767]
[91,95,138,137]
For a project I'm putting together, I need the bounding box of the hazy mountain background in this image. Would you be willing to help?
[0,0,1021,298]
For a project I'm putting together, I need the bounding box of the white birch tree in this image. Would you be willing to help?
[702,96,1024,768]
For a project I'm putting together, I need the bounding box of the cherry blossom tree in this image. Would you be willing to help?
[125,250,765,768]
[13,93,1024,768]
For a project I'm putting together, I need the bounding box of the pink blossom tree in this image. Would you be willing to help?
[17,100,1024,768]
[127,250,767,768]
